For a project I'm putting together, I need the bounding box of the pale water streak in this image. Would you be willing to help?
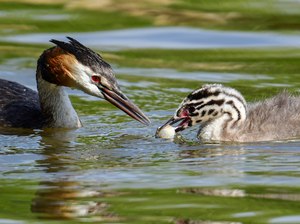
[2,27,300,50]
[116,67,272,82]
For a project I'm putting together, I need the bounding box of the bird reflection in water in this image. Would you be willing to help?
[30,129,121,222]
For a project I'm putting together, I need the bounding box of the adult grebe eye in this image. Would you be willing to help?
[91,75,101,83]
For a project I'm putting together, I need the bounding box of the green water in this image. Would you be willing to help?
[0,1,300,223]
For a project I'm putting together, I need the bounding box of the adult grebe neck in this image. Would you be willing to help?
[36,70,81,128]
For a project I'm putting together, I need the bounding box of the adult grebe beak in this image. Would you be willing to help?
[101,87,150,125]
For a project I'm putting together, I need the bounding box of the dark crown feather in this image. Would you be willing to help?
[50,37,111,73]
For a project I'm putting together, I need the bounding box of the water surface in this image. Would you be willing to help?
[1,11,300,224]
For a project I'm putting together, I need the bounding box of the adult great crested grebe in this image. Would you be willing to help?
[0,37,150,129]
[158,84,300,142]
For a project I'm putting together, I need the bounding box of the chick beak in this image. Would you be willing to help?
[161,116,191,132]
[101,87,150,125]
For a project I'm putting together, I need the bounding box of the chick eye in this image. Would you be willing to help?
[188,106,196,114]
[91,75,101,83]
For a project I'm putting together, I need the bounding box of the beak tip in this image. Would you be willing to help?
[140,117,151,126]
[145,119,151,126]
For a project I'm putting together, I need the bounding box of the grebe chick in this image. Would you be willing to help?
[0,37,150,129]
[160,84,300,142]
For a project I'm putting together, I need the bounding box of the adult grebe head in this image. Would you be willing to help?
[38,37,150,125]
